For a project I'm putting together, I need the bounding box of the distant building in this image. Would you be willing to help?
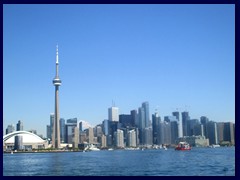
[138,107,145,130]
[101,134,107,148]
[143,127,153,146]
[67,118,77,124]
[95,125,102,138]
[16,120,23,131]
[131,110,138,127]
[114,129,124,148]
[152,112,161,144]
[108,107,119,122]
[193,124,204,136]
[103,119,109,136]
[170,121,178,144]
[65,123,77,144]
[60,118,65,143]
[200,116,209,137]
[79,131,87,144]
[206,121,218,145]
[127,129,137,147]
[50,113,54,140]
[182,112,190,136]
[217,122,225,143]
[6,124,15,135]
[119,114,134,128]
[46,125,51,140]
[172,111,183,137]
[87,127,94,144]
[163,122,171,145]
[72,127,79,149]
[142,102,150,128]
[79,121,83,132]
[223,122,235,145]
[187,119,200,136]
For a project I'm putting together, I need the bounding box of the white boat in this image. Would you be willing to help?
[88,144,100,151]
[211,144,220,148]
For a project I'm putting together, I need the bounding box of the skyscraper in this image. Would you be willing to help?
[138,107,145,144]
[65,119,77,144]
[50,113,54,140]
[200,116,209,137]
[206,121,218,145]
[16,120,23,131]
[152,112,161,144]
[87,127,94,144]
[6,124,15,135]
[114,129,124,148]
[108,106,119,122]
[131,110,138,127]
[127,129,137,147]
[60,118,65,143]
[52,45,62,149]
[223,122,235,145]
[173,111,183,137]
[181,111,190,136]
[142,102,150,128]
[46,125,51,140]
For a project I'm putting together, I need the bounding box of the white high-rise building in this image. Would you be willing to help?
[127,129,137,147]
[108,107,119,122]
[114,129,124,148]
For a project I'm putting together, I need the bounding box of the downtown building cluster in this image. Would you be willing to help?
[46,101,235,149]
[4,47,235,150]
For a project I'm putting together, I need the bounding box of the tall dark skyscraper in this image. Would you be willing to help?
[152,112,161,144]
[49,113,54,140]
[60,118,65,143]
[16,120,23,131]
[52,46,62,148]
[173,111,183,137]
[200,116,209,137]
[142,102,150,128]
[130,110,138,127]
[181,111,190,136]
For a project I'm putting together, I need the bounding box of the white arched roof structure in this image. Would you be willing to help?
[3,131,46,143]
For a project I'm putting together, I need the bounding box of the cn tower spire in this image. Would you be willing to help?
[52,45,62,149]
[56,45,59,64]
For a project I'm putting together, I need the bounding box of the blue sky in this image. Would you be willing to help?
[3,4,235,136]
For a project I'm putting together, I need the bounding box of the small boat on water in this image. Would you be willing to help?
[88,144,100,151]
[175,142,191,150]
[210,144,220,148]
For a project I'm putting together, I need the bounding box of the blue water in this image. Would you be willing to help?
[3,147,235,176]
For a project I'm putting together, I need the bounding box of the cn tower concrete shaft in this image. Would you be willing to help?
[52,45,61,149]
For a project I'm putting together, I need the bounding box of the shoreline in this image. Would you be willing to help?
[3,150,84,154]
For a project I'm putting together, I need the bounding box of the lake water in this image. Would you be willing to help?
[3,147,235,176]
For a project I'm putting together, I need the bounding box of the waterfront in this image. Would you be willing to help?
[3,147,234,176]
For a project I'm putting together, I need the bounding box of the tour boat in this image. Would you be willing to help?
[175,142,191,150]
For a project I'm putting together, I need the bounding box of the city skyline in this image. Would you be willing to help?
[3,4,235,136]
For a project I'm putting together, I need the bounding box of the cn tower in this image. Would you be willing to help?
[52,45,61,149]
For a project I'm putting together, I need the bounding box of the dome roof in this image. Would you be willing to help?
[3,131,45,144]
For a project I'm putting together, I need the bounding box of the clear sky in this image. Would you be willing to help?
[3,4,235,136]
